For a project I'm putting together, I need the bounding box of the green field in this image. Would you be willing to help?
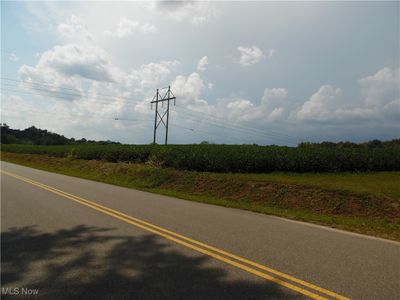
[2,151,399,241]
[2,142,400,173]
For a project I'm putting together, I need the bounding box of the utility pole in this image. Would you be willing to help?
[151,86,176,145]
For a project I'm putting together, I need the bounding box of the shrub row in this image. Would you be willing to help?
[2,143,400,173]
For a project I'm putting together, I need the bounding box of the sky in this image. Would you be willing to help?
[1,1,399,145]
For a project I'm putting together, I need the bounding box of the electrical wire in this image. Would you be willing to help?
[1,78,299,144]
[1,77,141,104]
[175,106,299,141]
[174,108,298,144]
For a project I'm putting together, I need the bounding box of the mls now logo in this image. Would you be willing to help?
[1,287,39,295]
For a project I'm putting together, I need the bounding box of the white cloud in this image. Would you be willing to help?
[156,1,220,25]
[105,18,158,38]
[213,88,290,123]
[260,88,289,121]
[171,80,290,124]
[296,67,400,124]
[19,44,120,84]
[17,41,180,123]
[127,60,179,93]
[358,67,400,123]
[8,53,19,62]
[261,88,288,106]
[222,98,255,121]
[227,88,288,123]
[359,67,399,108]
[219,88,289,122]
[237,46,264,67]
[58,15,93,42]
[171,72,208,109]
[269,107,286,121]
[2,95,34,118]
[17,44,123,102]
[197,56,209,72]
[18,68,83,101]
[297,85,342,121]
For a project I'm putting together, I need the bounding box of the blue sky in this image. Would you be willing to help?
[1,1,399,145]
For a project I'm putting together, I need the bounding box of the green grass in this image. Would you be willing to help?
[1,151,399,241]
[233,172,400,199]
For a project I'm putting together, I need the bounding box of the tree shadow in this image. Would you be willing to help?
[1,225,304,299]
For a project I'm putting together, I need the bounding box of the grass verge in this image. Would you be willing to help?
[1,151,399,241]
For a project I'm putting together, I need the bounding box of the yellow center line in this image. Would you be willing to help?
[1,169,351,300]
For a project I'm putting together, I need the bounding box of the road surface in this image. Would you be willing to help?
[1,161,399,299]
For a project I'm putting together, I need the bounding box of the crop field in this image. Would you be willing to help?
[2,143,399,173]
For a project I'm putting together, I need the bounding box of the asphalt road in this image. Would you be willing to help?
[1,161,399,300]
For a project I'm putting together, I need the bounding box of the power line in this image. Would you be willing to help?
[1,84,144,110]
[114,118,153,122]
[175,106,299,141]
[174,108,298,144]
[177,113,293,144]
[170,121,253,144]
[2,86,296,144]
[1,78,299,144]
[2,77,293,137]
[1,87,80,101]
[1,78,143,105]
[103,116,256,144]
[2,77,85,93]
[1,82,83,99]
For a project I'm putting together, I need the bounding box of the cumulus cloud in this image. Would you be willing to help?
[260,88,289,120]
[2,95,34,117]
[218,88,289,122]
[58,15,93,42]
[197,56,209,72]
[297,85,342,121]
[19,44,120,85]
[127,60,179,93]
[237,46,264,66]
[211,89,288,123]
[216,98,253,122]
[156,1,220,25]
[171,72,209,109]
[261,88,288,106]
[11,57,180,142]
[17,44,123,102]
[170,75,290,124]
[359,67,399,108]
[296,67,399,124]
[358,67,400,123]
[8,53,19,62]
[2,88,134,142]
[105,18,158,37]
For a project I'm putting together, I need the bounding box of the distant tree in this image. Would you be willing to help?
[0,125,118,145]
[320,141,336,148]
[366,139,383,148]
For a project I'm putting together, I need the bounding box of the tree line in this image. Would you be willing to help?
[1,124,398,148]
[0,124,119,145]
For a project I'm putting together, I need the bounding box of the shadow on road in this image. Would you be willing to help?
[1,225,302,299]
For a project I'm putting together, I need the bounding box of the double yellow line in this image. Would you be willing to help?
[1,169,350,300]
